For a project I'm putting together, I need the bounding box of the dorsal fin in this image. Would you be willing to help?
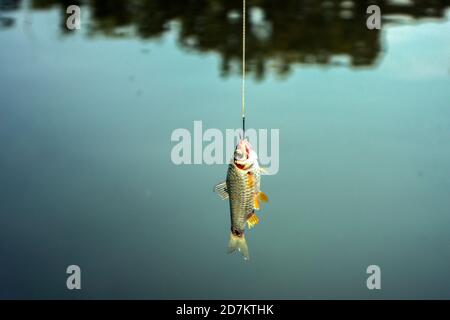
[214,181,229,200]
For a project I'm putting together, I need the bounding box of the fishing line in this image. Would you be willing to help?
[241,0,246,136]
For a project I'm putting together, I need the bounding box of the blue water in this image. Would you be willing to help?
[1,1,450,299]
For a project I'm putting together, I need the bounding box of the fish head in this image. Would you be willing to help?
[234,139,257,170]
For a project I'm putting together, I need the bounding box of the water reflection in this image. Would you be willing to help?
[1,0,450,78]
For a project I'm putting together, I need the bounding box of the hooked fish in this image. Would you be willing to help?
[214,139,268,260]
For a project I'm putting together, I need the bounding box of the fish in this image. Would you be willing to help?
[214,139,268,260]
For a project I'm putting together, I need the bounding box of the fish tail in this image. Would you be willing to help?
[228,233,250,260]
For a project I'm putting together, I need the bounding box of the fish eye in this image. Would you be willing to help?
[235,150,243,158]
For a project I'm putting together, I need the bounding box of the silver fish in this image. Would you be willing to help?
[214,139,268,260]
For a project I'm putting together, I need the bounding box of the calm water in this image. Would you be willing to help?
[1,0,450,299]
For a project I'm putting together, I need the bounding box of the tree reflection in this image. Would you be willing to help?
[2,0,450,79]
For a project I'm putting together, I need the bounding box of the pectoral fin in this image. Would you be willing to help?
[214,181,229,200]
[247,172,254,188]
[254,196,260,210]
[258,191,269,203]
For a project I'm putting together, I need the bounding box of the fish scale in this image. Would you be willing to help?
[226,163,260,234]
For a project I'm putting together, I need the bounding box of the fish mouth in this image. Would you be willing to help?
[242,141,251,158]
[237,140,251,157]
[233,140,255,170]
[245,144,250,156]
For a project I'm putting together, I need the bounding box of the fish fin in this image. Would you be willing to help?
[258,191,269,203]
[228,233,249,260]
[254,196,260,210]
[247,172,254,188]
[246,213,260,229]
[214,181,228,200]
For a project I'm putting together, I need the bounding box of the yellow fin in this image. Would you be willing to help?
[254,196,260,210]
[247,173,254,188]
[258,192,269,203]
[246,213,260,229]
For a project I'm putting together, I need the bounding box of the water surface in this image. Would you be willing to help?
[1,0,450,299]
